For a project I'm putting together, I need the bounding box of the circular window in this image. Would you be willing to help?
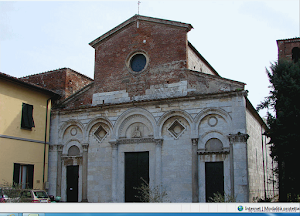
[130,54,147,72]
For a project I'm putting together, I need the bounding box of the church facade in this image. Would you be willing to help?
[23,15,276,202]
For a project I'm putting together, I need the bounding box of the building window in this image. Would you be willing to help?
[292,47,300,63]
[21,103,35,129]
[130,54,146,72]
[13,163,34,189]
[126,51,149,74]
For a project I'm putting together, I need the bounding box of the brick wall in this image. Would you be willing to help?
[277,38,300,61]
[92,20,188,97]
[20,68,93,100]
[64,69,93,99]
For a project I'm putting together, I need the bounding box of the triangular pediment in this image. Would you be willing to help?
[89,14,193,48]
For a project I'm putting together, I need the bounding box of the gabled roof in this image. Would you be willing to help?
[21,67,93,81]
[0,72,60,98]
[89,14,193,48]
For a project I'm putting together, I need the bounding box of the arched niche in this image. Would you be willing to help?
[205,138,223,152]
[112,107,157,139]
[62,139,83,156]
[125,122,151,139]
[118,115,154,139]
[198,131,229,152]
[68,145,80,156]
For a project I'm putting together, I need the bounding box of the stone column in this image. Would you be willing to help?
[229,139,235,200]
[228,133,249,202]
[191,138,199,202]
[110,141,118,202]
[82,143,89,202]
[155,139,163,196]
[56,144,63,197]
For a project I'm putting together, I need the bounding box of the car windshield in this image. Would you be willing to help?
[34,191,48,198]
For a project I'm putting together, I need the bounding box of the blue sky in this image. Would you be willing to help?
[0,0,299,116]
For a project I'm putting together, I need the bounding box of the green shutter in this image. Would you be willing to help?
[21,103,34,129]
[13,163,20,186]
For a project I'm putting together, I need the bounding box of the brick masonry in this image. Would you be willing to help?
[92,19,188,96]
[277,37,300,61]
[20,68,93,101]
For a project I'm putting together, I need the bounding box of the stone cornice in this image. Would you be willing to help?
[116,137,156,144]
[55,90,248,114]
[198,150,230,155]
[109,137,163,146]
[198,147,230,155]
[61,155,82,159]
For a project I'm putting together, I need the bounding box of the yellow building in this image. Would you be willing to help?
[0,72,59,190]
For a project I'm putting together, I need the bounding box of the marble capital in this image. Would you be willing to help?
[228,132,249,143]
[82,143,89,151]
[191,138,199,146]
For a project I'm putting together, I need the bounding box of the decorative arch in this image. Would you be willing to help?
[62,139,83,155]
[195,107,232,134]
[198,131,229,152]
[58,120,84,144]
[112,107,157,139]
[85,117,113,143]
[68,145,80,156]
[157,109,195,138]
[205,138,223,152]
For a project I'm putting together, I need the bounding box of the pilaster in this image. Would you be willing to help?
[82,143,89,202]
[191,138,199,202]
[228,132,249,202]
[109,140,118,202]
[56,144,63,197]
[155,139,163,196]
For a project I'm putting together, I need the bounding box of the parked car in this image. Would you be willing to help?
[20,190,51,203]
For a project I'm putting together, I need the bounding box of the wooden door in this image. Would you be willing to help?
[67,165,79,202]
[125,152,149,202]
[205,162,224,202]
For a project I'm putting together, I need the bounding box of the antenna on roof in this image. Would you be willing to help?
[138,1,141,15]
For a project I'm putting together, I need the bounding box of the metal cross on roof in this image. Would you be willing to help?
[138,1,141,15]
